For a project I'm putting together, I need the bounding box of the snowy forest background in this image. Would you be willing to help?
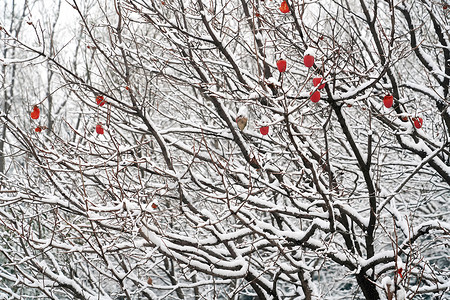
[1,0,449,299]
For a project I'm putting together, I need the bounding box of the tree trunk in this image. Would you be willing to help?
[356,272,380,300]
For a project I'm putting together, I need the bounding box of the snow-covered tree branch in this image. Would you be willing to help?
[0,0,449,299]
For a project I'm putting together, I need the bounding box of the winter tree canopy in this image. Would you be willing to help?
[1,0,449,299]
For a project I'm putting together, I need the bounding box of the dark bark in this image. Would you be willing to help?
[356,272,380,300]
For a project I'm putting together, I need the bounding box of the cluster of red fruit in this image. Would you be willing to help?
[30,94,108,134]
[95,95,106,134]
[276,53,322,103]
[95,87,129,134]
[382,94,423,129]
[276,2,423,131]
[302,54,325,103]
[276,55,315,73]
[30,105,43,133]
[310,76,324,102]
[278,3,323,102]
[253,54,320,135]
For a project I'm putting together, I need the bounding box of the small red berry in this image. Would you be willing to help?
[383,94,393,108]
[260,126,269,135]
[279,1,290,13]
[313,77,325,89]
[151,203,158,209]
[414,117,423,129]
[310,91,320,103]
[125,86,130,90]
[96,124,104,134]
[276,59,287,73]
[35,126,42,132]
[30,106,40,119]
[304,55,314,68]
[96,95,106,106]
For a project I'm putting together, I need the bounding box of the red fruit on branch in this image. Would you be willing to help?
[397,268,403,278]
[96,95,106,106]
[383,94,393,108]
[414,117,423,129]
[260,126,269,135]
[304,54,314,68]
[151,203,158,209]
[313,77,325,89]
[30,106,40,119]
[96,124,104,134]
[310,91,320,103]
[277,59,287,73]
[34,126,46,132]
[279,1,290,13]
